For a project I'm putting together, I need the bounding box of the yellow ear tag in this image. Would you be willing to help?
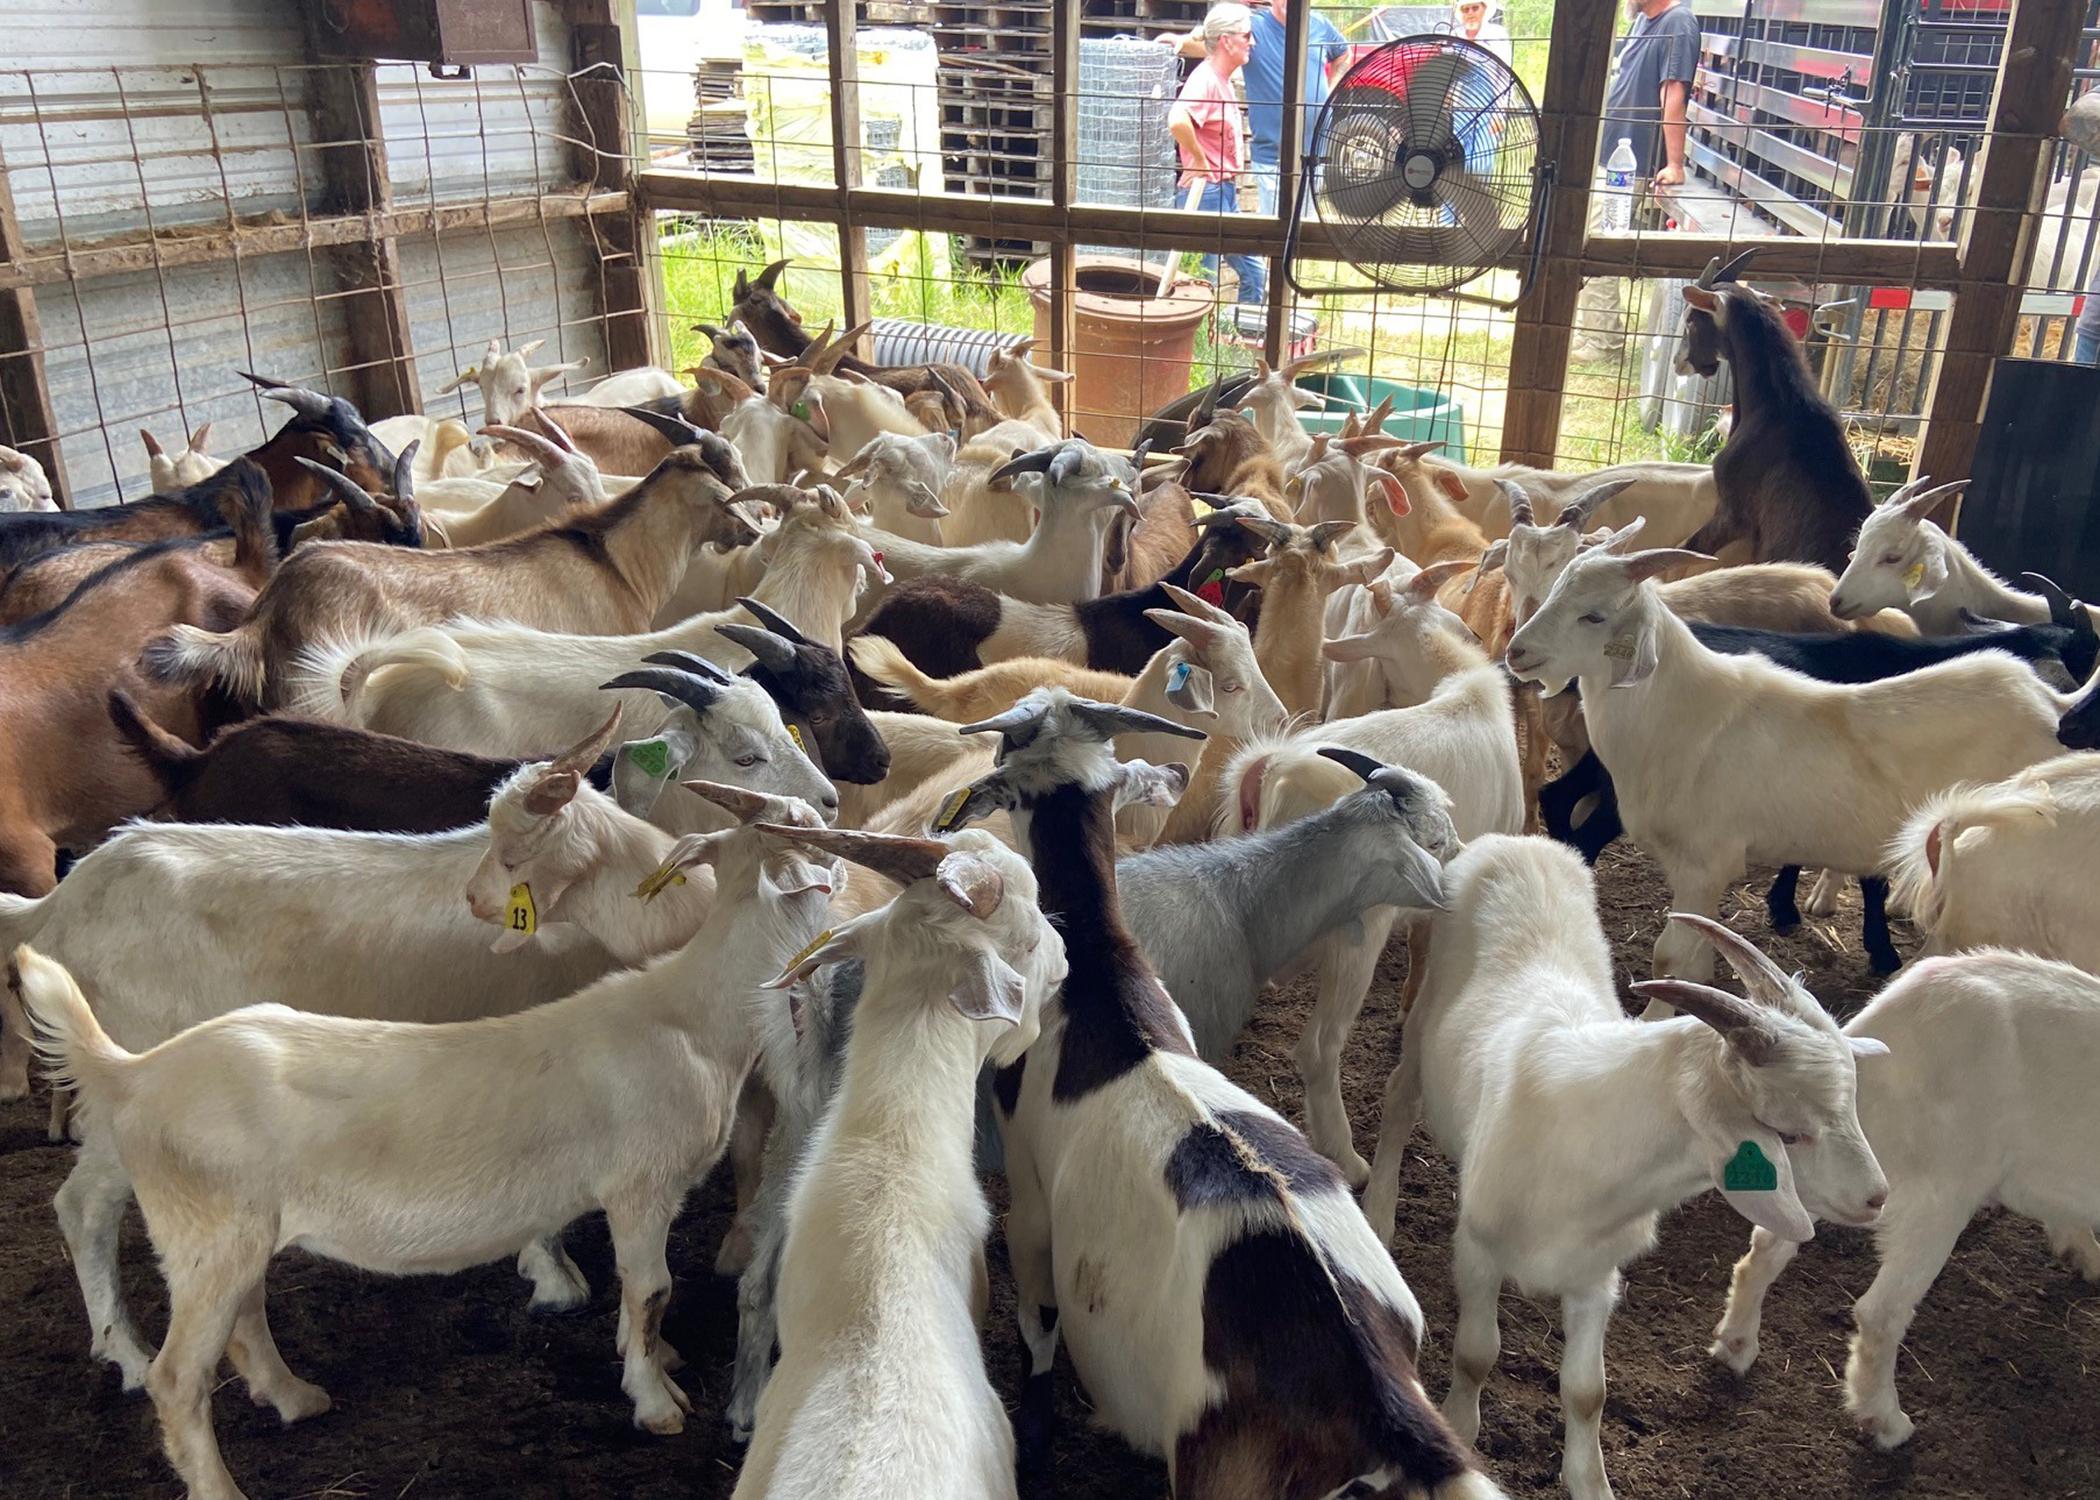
[787,722,806,753]
[935,786,973,833]
[633,861,689,902]
[783,927,835,974]
[461,364,478,379]
[505,882,538,937]
[1903,562,1927,591]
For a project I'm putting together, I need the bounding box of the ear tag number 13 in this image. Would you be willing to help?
[506,883,538,937]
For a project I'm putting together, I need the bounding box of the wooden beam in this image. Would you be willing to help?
[1262,0,1311,367]
[0,142,69,506]
[824,2,871,329]
[1048,0,1078,432]
[1914,0,2088,488]
[0,193,630,292]
[305,60,420,419]
[1501,0,1620,466]
[1578,232,1962,287]
[568,2,658,373]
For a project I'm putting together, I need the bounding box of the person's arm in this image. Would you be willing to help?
[1169,104,1210,187]
[1159,30,1207,61]
[1655,77,1689,187]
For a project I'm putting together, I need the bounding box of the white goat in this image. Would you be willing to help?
[1223,569,1525,1180]
[979,337,1069,442]
[16,788,839,1500]
[832,430,956,544]
[140,424,225,491]
[0,444,58,511]
[1708,949,2100,1448]
[435,337,589,426]
[417,419,608,548]
[732,825,1066,1500]
[1367,845,1888,1500]
[1400,454,1718,547]
[573,365,686,407]
[1885,752,2100,968]
[1829,476,2073,632]
[367,416,494,480]
[722,382,833,486]
[1505,531,2070,985]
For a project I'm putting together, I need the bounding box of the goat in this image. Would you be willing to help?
[1675,250,1871,571]
[1366,854,1886,1500]
[1099,473,1199,595]
[721,378,834,486]
[1829,477,2082,633]
[1706,949,2100,1449]
[1505,531,2071,985]
[1224,515,1394,720]
[434,336,588,426]
[415,419,610,549]
[980,336,1069,440]
[0,481,275,897]
[1237,348,1366,473]
[732,824,1066,1498]
[1167,409,1296,523]
[940,691,1492,1499]
[1884,753,2100,969]
[937,419,1068,546]
[0,445,57,512]
[0,709,776,1385]
[695,318,774,392]
[830,430,955,543]
[141,423,224,491]
[14,788,837,1500]
[1374,446,1719,550]
[222,375,405,511]
[573,365,687,408]
[144,447,761,709]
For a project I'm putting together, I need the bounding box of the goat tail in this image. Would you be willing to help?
[846,634,944,712]
[1216,735,1359,838]
[141,622,267,705]
[107,688,202,793]
[1886,776,2056,940]
[11,945,132,1115]
[293,626,470,723]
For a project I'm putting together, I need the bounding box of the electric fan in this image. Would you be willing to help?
[1284,35,1547,304]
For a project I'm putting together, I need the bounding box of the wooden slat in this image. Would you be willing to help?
[1577,233,1961,287]
[1263,0,1310,367]
[1914,0,2089,491]
[1501,0,1619,466]
[0,141,69,506]
[1048,0,1078,431]
[568,2,658,373]
[824,2,872,329]
[0,192,631,292]
[305,61,420,419]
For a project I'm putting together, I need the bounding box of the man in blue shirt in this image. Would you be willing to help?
[1166,1,1349,215]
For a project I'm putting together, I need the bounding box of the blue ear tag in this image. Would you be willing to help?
[1723,1141,1778,1192]
[1168,660,1192,693]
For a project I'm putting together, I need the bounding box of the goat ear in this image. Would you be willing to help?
[931,773,1019,834]
[1377,470,1411,517]
[1224,558,1273,587]
[1115,759,1192,811]
[947,948,1027,1026]
[1681,285,1723,314]
[767,921,865,990]
[1433,468,1470,505]
[634,831,731,901]
[1343,547,1397,586]
[523,767,582,817]
[1848,1035,1890,1060]
[1619,547,1714,584]
[610,726,695,817]
[1322,632,1380,662]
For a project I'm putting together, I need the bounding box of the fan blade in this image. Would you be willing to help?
[1403,50,1470,158]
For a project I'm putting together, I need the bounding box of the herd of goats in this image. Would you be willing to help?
[0,246,2098,1500]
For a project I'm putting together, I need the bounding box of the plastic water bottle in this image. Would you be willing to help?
[1600,137,1638,233]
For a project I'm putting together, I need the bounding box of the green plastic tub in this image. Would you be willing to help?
[1293,374,1467,464]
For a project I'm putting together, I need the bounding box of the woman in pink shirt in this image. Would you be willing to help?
[1167,3,1266,307]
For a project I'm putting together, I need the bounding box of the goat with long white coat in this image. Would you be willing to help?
[1367,847,1888,1500]
[1504,530,2071,985]
[730,825,1066,1500]
[1708,948,2100,1448]
[945,690,1498,1500]
[1885,752,2100,969]
[16,787,838,1500]
[1222,572,1524,1179]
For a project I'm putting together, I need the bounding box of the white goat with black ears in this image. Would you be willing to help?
[728,823,1067,1500]
[943,689,1500,1500]
[1504,525,2070,986]
[1365,841,1888,1500]
[16,785,838,1500]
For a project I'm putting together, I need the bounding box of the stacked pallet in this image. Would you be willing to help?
[686,58,753,175]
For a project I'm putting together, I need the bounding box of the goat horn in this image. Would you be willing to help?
[553,705,624,774]
[1628,980,1779,1062]
[714,622,798,672]
[1409,558,1476,597]
[695,321,724,338]
[1130,436,1154,470]
[1189,502,1253,528]
[1693,254,1725,290]
[812,321,871,376]
[622,404,710,447]
[1497,478,1535,529]
[601,668,723,716]
[1663,912,1793,1006]
[1308,519,1356,552]
[1562,477,1637,527]
[482,423,566,467]
[991,445,1058,483]
[2018,571,2083,629]
[1317,746,1390,783]
[1068,700,1207,743]
[753,823,949,887]
[246,377,334,419]
[391,440,419,502]
[1712,246,1762,285]
[753,258,791,291]
[735,595,812,646]
[956,702,1048,742]
[1895,477,1967,519]
[293,457,379,513]
[641,649,740,685]
[1281,344,1369,378]
[140,429,165,457]
[677,778,774,823]
[1234,514,1297,547]
[1157,581,1236,624]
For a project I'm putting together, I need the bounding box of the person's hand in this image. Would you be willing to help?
[1179,167,1207,190]
[1653,162,1685,189]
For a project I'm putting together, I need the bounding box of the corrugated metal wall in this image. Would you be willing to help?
[0,0,623,506]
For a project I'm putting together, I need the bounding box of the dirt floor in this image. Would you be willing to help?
[4,843,2097,1499]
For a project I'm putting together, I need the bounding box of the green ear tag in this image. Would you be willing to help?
[1723,1140,1779,1192]
[625,740,670,778]
[1202,568,1225,586]
[792,400,811,420]
[934,786,972,833]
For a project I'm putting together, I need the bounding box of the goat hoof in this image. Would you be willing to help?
[1852,1405,1914,1450]
[1868,948,1902,978]
[1708,1332,1758,1375]
[1765,905,1801,936]
[273,1380,333,1425]
[638,1407,686,1437]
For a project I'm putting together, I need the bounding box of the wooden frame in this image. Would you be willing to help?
[634,0,2077,481]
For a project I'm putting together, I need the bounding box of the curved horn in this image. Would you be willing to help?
[676,778,773,823]
[2019,571,2082,629]
[1662,912,1793,1006]
[481,423,567,467]
[641,649,739,685]
[1561,477,1636,528]
[292,456,379,513]
[1307,519,1356,552]
[956,702,1048,741]
[1190,502,1258,529]
[991,445,1059,484]
[1317,745,1390,783]
[1497,477,1535,529]
[553,705,624,774]
[1234,514,1297,547]
[391,440,419,502]
[600,667,723,715]
[752,822,948,887]
[735,595,812,646]
[752,258,791,292]
[1895,477,1967,520]
[247,378,333,419]
[694,321,725,339]
[622,404,710,447]
[1712,246,1762,285]
[714,621,798,672]
[1068,700,1208,742]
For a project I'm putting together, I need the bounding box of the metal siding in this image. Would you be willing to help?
[379,2,575,206]
[38,248,352,507]
[398,219,613,423]
[0,0,316,243]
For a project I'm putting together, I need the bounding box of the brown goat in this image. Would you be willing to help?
[1100,478,1197,594]
[143,448,763,710]
[1169,411,1297,524]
